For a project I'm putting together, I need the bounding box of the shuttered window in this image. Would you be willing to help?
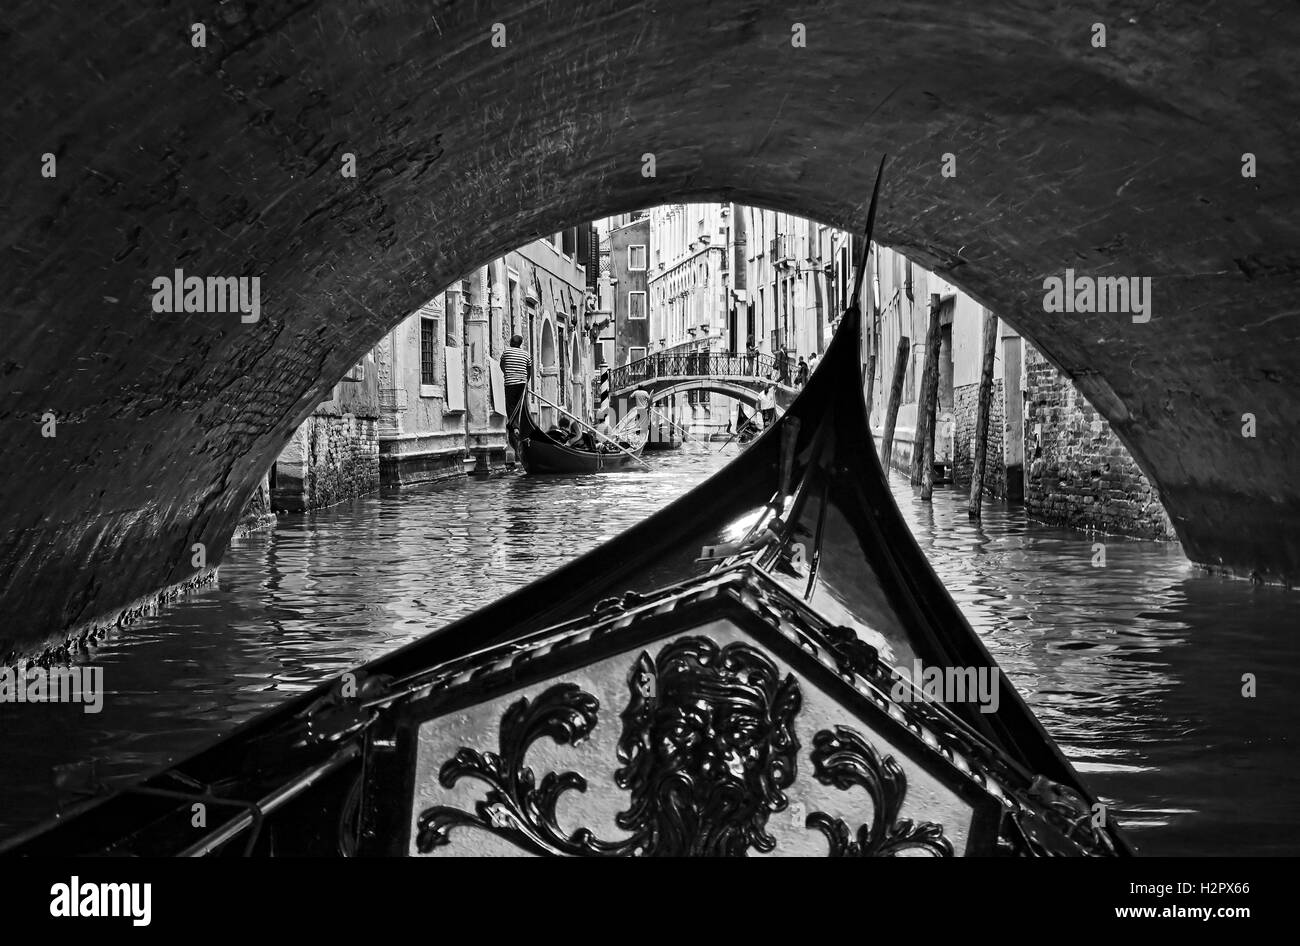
[420,318,437,385]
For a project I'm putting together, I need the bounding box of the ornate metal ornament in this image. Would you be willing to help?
[806,726,952,857]
[416,683,602,856]
[415,638,950,857]
[358,563,1117,857]
[611,639,802,856]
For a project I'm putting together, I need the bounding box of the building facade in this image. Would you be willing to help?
[647,203,732,354]
[373,231,599,487]
[262,206,1171,540]
[262,231,598,505]
[740,208,837,364]
[271,358,381,512]
[605,216,650,368]
[853,241,1173,539]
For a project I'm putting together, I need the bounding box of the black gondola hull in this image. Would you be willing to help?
[0,157,1130,855]
[0,300,1129,857]
[514,405,644,474]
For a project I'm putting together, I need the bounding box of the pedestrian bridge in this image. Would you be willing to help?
[607,352,798,408]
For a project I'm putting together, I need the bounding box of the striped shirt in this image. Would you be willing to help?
[500,346,533,385]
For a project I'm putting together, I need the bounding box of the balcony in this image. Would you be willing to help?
[770,234,794,267]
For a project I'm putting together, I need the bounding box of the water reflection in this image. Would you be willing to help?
[0,448,1295,855]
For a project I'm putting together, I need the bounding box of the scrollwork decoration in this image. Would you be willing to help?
[805,725,953,857]
[416,638,803,856]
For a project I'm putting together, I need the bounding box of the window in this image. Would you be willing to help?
[629,346,647,364]
[420,318,437,385]
[628,244,647,271]
[628,291,647,320]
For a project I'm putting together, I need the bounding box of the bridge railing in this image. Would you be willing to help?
[608,351,783,390]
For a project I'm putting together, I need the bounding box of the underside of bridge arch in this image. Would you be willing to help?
[640,382,763,410]
[3,2,1299,652]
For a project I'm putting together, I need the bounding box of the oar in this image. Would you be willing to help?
[714,411,760,454]
[649,407,693,443]
[528,388,651,470]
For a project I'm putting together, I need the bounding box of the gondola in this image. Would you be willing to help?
[0,164,1128,857]
[512,399,644,475]
[735,402,760,444]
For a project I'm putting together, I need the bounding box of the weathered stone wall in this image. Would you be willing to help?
[1025,349,1174,540]
[951,380,1007,498]
[379,431,469,488]
[234,472,275,537]
[273,412,380,513]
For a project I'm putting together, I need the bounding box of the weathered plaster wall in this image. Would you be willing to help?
[952,380,1008,500]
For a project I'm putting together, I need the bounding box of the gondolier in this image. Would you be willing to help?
[759,378,777,427]
[500,335,533,441]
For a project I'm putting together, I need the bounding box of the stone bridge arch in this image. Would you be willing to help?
[4,1,1300,650]
[644,381,765,411]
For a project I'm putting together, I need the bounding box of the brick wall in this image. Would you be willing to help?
[1024,348,1173,539]
[273,412,380,512]
[951,379,1006,498]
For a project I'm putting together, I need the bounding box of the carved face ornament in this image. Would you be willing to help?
[614,638,801,855]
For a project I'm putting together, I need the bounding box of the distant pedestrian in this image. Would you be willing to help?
[807,352,819,376]
[777,348,791,385]
[795,356,809,387]
[745,336,758,375]
[500,335,533,430]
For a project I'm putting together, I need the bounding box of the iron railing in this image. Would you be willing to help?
[608,351,786,391]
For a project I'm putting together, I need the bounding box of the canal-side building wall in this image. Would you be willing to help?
[862,244,965,478]
[258,234,599,506]
[607,216,650,368]
[272,357,381,512]
[742,206,834,362]
[859,242,1172,539]
[511,234,599,430]
[373,233,598,488]
[648,203,730,354]
[258,212,1172,540]
[647,203,733,434]
[952,379,1008,499]
[1024,348,1175,539]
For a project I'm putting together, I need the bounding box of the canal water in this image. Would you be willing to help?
[1,445,1296,855]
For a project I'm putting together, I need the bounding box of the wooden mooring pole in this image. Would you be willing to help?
[880,335,909,479]
[914,294,942,493]
[864,350,878,423]
[969,310,1000,518]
